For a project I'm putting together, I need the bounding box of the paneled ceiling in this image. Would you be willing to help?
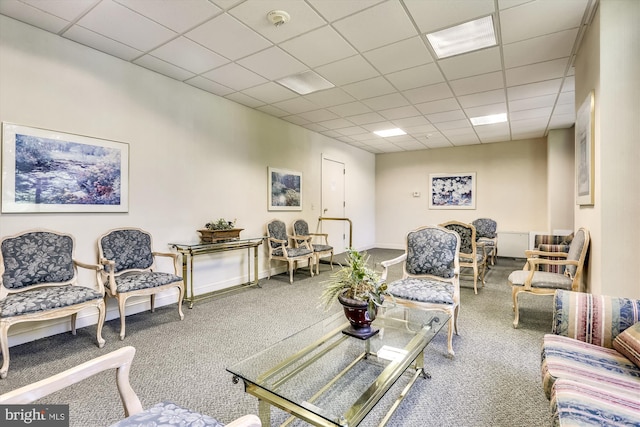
[0,0,596,153]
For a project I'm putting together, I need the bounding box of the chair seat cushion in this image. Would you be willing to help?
[551,379,640,427]
[460,253,485,263]
[109,401,224,427]
[0,285,102,318]
[541,334,640,399]
[508,270,573,290]
[388,278,454,305]
[477,238,495,246]
[112,272,182,293]
[273,247,312,257]
[312,244,332,253]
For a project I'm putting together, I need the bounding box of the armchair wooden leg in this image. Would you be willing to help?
[150,294,155,313]
[512,287,520,328]
[118,296,128,340]
[0,324,10,379]
[446,317,455,356]
[288,260,294,284]
[71,313,78,335]
[96,300,106,348]
[177,285,185,321]
[472,265,478,294]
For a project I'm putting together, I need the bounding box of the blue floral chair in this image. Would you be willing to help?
[266,219,314,284]
[97,228,184,340]
[472,218,497,265]
[440,220,488,294]
[292,219,334,275]
[381,225,461,356]
[508,228,590,328]
[0,346,261,427]
[0,229,106,379]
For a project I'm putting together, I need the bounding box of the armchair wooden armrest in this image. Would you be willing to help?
[380,253,407,281]
[524,249,569,259]
[152,251,180,274]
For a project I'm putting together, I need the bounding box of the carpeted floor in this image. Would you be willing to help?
[0,250,554,426]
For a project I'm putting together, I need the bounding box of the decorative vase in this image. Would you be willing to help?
[197,228,243,243]
[338,291,380,339]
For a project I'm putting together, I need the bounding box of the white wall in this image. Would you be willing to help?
[0,17,376,345]
[375,138,549,249]
[547,128,575,232]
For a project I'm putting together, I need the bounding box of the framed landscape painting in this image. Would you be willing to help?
[575,91,595,206]
[429,172,476,209]
[1,123,129,213]
[268,167,302,211]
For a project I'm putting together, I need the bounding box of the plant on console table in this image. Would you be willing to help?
[198,218,243,242]
[320,248,392,339]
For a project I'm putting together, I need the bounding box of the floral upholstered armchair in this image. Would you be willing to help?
[440,221,488,294]
[266,219,314,284]
[381,225,461,356]
[472,218,497,265]
[0,229,106,379]
[292,219,334,275]
[97,228,184,340]
[0,346,261,427]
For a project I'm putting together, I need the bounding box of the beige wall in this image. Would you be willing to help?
[375,138,549,248]
[547,128,575,232]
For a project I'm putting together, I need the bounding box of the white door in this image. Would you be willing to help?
[321,157,347,253]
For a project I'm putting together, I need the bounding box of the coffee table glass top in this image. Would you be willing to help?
[227,307,448,426]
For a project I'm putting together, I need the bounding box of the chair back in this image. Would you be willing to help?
[405,226,460,279]
[98,228,154,273]
[292,219,310,245]
[565,228,590,278]
[1,230,76,291]
[441,221,476,257]
[267,220,288,249]
[472,218,497,239]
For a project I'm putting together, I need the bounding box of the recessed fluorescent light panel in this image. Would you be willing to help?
[470,113,507,126]
[276,70,334,95]
[426,15,496,59]
[374,128,406,137]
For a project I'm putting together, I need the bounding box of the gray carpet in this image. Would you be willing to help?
[0,249,553,426]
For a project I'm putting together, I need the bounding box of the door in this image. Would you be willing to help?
[321,157,347,253]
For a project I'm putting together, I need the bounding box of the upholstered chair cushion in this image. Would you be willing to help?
[0,286,103,318]
[444,223,473,254]
[405,228,458,278]
[267,220,288,248]
[100,230,154,273]
[110,401,225,427]
[613,322,640,368]
[110,272,184,293]
[389,279,454,305]
[472,218,497,238]
[272,247,311,257]
[508,270,573,290]
[1,231,75,289]
[564,229,586,277]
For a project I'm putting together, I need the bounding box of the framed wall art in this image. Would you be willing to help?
[268,167,302,211]
[1,123,129,213]
[429,172,476,209]
[575,91,595,206]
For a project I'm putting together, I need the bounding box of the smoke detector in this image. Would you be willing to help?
[267,10,290,27]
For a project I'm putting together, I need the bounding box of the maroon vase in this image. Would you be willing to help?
[338,292,380,339]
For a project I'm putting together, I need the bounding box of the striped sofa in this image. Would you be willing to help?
[541,290,640,426]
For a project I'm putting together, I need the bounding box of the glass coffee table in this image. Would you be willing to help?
[227,307,448,426]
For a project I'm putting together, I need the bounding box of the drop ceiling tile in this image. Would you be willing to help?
[185,76,234,96]
[21,0,99,20]
[364,36,434,75]
[229,0,326,44]
[507,79,563,100]
[362,93,409,110]
[327,101,371,117]
[404,0,495,33]
[427,110,467,123]
[282,115,310,126]
[304,123,330,132]
[509,94,556,112]
[134,55,195,81]
[557,91,575,105]
[348,112,386,126]
[272,97,319,114]
[498,0,531,10]
[391,116,430,127]
[186,13,271,61]
[280,25,356,68]
[435,119,472,131]
[224,92,264,108]
[511,107,552,121]
[511,117,549,132]
[0,1,70,33]
[500,0,588,44]
[443,127,480,145]
[421,134,453,149]
[350,133,380,142]
[512,129,546,139]
[549,114,575,128]
[464,103,507,118]
[562,76,575,92]
[403,82,453,104]
[298,109,339,122]
[149,37,229,74]
[202,63,267,91]
[386,63,444,91]
[333,1,417,52]
[457,89,506,108]
[256,104,290,117]
[63,25,143,61]
[394,140,430,151]
[474,122,510,138]
[505,58,569,86]
[450,71,504,96]
[304,88,355,108]
[306,0,385,22]
[438,47,502,81]
[335,126,368,136]
[241,82,297,104]
[342,77,396,100]
[77,0,177,51]
[415,98,460,115]
[405,123,439,134]
[552,103,574,115]
[379,106,421,121]
[114,0,221,32]
[237,46,306,80]
[211,0,244,9]
[503,29,578,69]
[315,55,379,86]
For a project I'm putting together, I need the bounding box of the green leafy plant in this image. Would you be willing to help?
[320,248,391,318]
[205,218,236,231]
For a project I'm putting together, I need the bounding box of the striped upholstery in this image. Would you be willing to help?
[541,334,640,399]
[533,234,571,273]
[614,322,640,368]
[551,379,640,427]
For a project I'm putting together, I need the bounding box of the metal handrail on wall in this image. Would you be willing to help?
[318,217,353,248]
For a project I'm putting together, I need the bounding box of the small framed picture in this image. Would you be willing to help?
[268,167,302,211]
[429,172,476,210]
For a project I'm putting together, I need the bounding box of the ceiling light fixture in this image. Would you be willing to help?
[374,128,406,137]
[267,10,290,27]
[276,70,334,95]
[426,15,496,59]
[470,113,507,126]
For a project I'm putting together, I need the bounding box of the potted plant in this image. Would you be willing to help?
[320,248,391,339]
[198,218,243,242]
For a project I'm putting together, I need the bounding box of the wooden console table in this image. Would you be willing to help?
[169,238,263,308]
